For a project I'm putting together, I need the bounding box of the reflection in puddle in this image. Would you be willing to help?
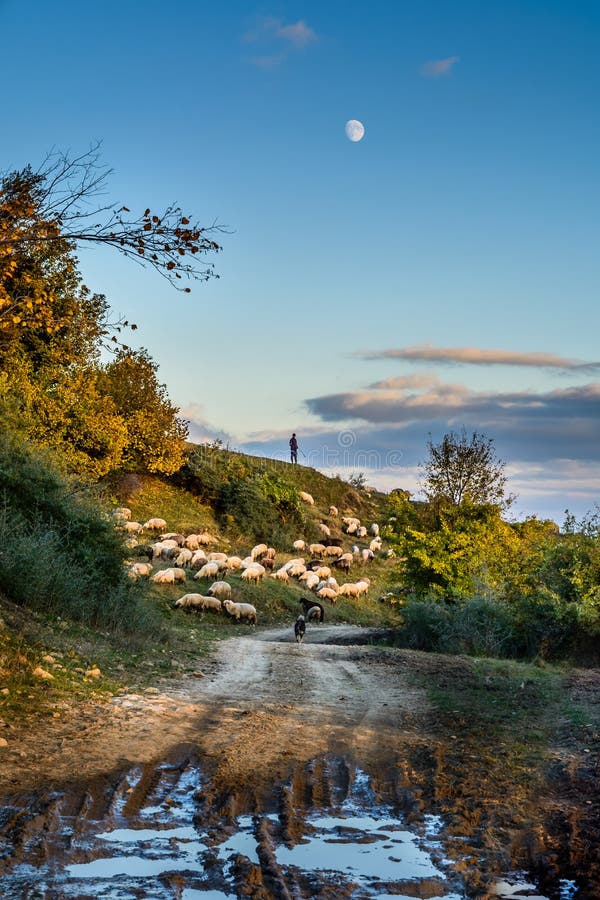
[0,754,585,899]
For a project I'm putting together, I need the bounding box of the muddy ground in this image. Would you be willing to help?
[0,626,599,898]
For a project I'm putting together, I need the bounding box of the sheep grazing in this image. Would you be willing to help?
[342,516,361,527]
[288,563,307,578]
[292,540,306,552]
[251,543,268,561]
[317,587,338,603]
[207,580,232,601]
[144,518,168,532]
[361,548,375,563]
[265,547,277,560]
[223,599,257,624]
[352,544,361,556]
[314,566,331,579]
[333,557,352,573]
[184,534,201,551]
[151,568,187,585]
[323,545,343,558]
[370,523,380,537]
[123,537,139,550]
[261,557,275,571]
[345,522,358,535]
[328,505,338,516]
[306,605,324,623]
[369,538,382,553]
[175,549,193,568]
[338,582,361,598]
[271,568,290,582]
[124,521,143,534]
[194,562,220,581]
[175,593,222,613]
[197,532,215,546]
[225,556,243,571]
[309,543,326,557]
[318,523,331,538]
[300,572,320,591]
[152,539,179,559]
[190,549,208,568]
[294,615,306,643]
[356,526,368,538]
[159,532,182,543]
[127,562,153,580]
[355,579,370,597]
[326,576,339,590]
[299,491,314,505]
[114,507,132,522]
[241,565,265,585]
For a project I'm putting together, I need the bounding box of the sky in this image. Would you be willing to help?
[2,0,599,522]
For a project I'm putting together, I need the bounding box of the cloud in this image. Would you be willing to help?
[368,373,442,390]
[421,56,460,78]
[243,17,317,67]
[179,403,233,446]
[361,344,600,371]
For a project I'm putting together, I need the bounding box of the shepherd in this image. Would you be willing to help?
[294,614,306,643]
[289,432,298,464]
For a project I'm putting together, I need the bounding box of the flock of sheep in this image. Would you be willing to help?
[114,496,387,629]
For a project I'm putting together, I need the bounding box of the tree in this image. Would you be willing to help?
[419,429,512,508]
[0,145,223,338]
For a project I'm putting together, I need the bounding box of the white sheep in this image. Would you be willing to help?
[299,491,314,505]
[352,544,361,556]
[194,562,220,580]
[318,523,331,538]
[370,523,380,536]
[281,558,305,572]
[271,568,290,582]
[159,532,182,542]
[288,563,307,578]
[175,549,193,568]
[197,532,216,546]
[184,534,201,551]
[152,539,179,559]
[361,548,375,563]
[304,573,320,591]
[265,547,277,560]
[208,551,228,562]
[124,521,143,534]
[323,545,343,558]
[317,587,338,603]
[328,505,338,516]
[127,562,153,579]
[356,526,368,538]
[225,556,243,571]
[114,507,132,522]
[314,566,331,579]
[355,579,370,597]
[151,567,187,585]
[339,582,361,598]
[326,576,340,590]
[306,605,324,622]
[369,538,382,553]
[308,543,326,557]
[241,565,265,584]
[345,522,358,535]
[223,599,257,624]
[292,539,306,552]
[144,518,168,532]
[251,543,268,561]
[342,516,361,527]
[175,593,222,613]
[207,581,232,601]
[241,556,256,569]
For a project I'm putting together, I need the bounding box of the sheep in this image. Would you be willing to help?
[386,549,397,559]
[175,549,193,568]
[339,582,361,598]
[123,536,139,550]
[355,579,370,597]
[306,605,324,623]
[356,526,368,538]
[316,587,338,603]
[369,538,382,553]
[300,597,324,620]
[294,615,306,643]
[190,549,208,568]
[127,562,153,579]
[144,518,168,532]
[175,593,222,613]
[271,568,290,582]
[207,580,232,601]
[124,521,143,534]
[265,547,277,560]
[225,556,243,571]
[114,507,132,522]
[314,566,331,579]
[223,599,257,624]
[292,540,306,552]
[322,545,343,558]
[251,543,268,561]
[345,522,358,535]
[159,532,183,543]
[361,548,375,563]
[326,576,340,591]
[370,523,380,537]
[261,557,275,571]
[184,534,201,551]
[309,543,326,557]
[329,505,338,516]
[352,544,361,556]
[342,516,361,528]
[194,562,220,581]
[281,558,305,572]
[197,532,216,546]
[300,572,320,591]
[333,557,352,573]
[299,491,314,505]
[288,563,307,578]
[152,539,179,559]
[318,523,331,538]
[151,567,187,585]
[241,565,265,585]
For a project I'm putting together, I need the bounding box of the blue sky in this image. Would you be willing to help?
[2,0,599,521]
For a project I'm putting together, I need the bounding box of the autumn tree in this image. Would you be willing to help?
[0,145,222,341]
[419,429,512,508]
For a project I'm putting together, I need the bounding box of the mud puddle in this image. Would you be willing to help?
[0,749,584,899]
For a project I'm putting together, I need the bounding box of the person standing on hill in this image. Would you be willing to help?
[289,433,298,464]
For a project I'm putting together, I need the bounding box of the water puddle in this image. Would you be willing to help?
[0,753,586,899]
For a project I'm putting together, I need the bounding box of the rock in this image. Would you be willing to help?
[191,671,205,678]
[144,687,160,695]
[0,737,7,748]
[32,667,54,681]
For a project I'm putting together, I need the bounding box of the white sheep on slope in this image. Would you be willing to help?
[175,593,222,613]
[127,562,153,579]
[308,543,326,557]
[190,550,208,568]
[144,518,168,532]
[175,549,193,568]
[317,587,338,603]
[299,491,314,505]
[114,507,132,522]
[241,565,265,585]
[194,562,220,581]
[328,505,338,516]
[124,521,143,534]
[370,523,380,536]
[370,538,382,553]
[207,581,232,601]
[151,568,186,585]
[318,523,331,538]
[292,540,306,552]
[225,556,243,571]
[271,568,290,582]
[251,543,268,561]
[223,599,257,624]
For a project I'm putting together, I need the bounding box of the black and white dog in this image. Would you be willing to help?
[294,614,306,643]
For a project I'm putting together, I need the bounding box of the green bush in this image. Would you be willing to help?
[397,599,450,651]
[443,596,515,658]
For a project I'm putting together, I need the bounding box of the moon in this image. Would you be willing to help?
[345,119,365,142]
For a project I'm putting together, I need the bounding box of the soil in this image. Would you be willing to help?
[0,626,599,898]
